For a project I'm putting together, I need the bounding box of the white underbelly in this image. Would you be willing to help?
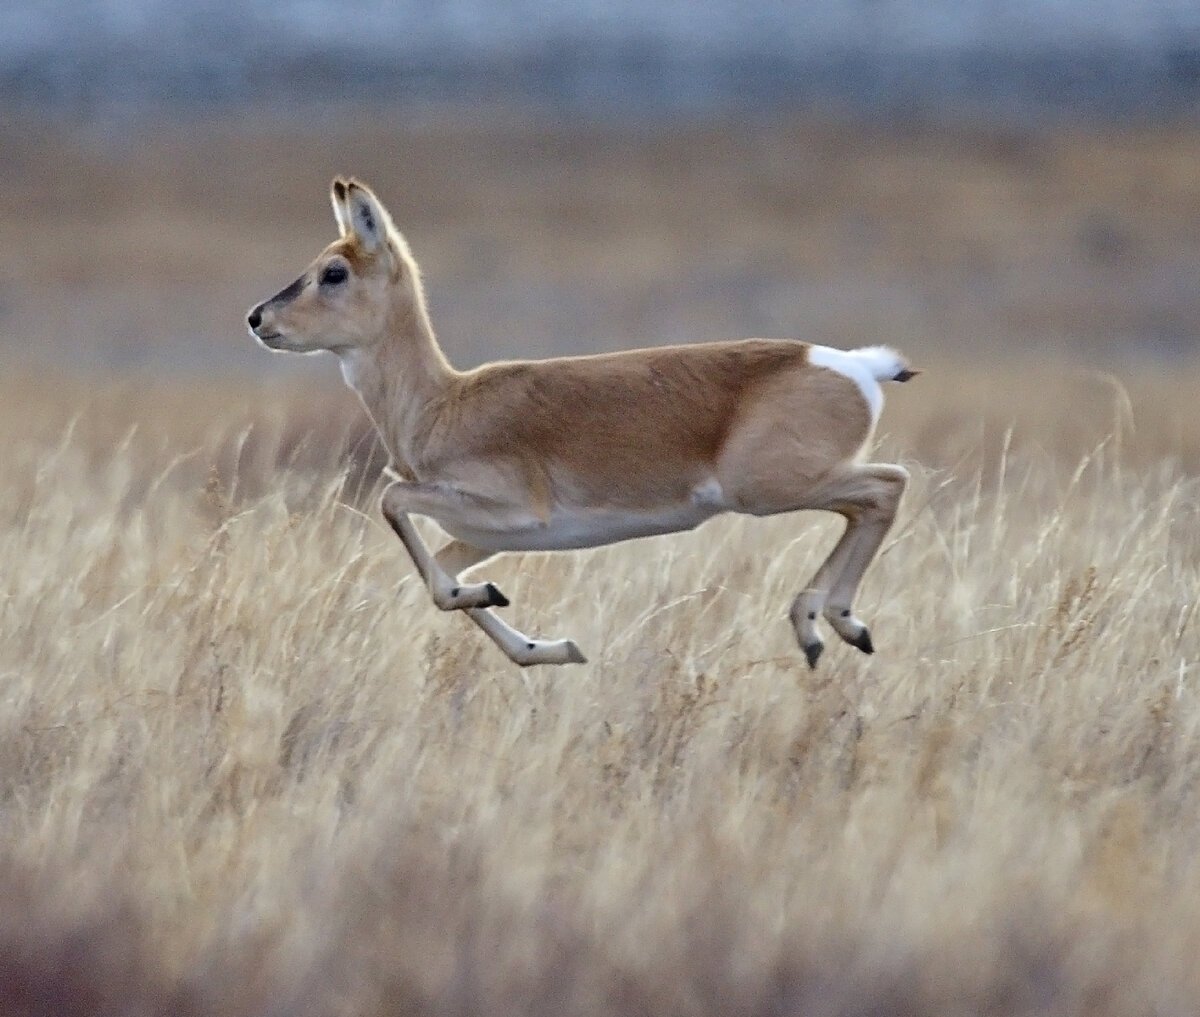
[443,500,725,552]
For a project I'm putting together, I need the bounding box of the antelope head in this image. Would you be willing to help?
[247,179,424,356]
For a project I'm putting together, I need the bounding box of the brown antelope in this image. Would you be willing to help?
[247,179,918,668]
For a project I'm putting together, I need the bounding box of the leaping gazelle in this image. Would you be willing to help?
[248,179,918,667]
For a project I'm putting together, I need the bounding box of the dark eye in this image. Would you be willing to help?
[319,263,348,287]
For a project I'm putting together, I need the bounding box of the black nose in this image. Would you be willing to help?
[248,309,262,329]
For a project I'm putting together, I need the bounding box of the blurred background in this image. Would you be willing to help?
[2,0,1198,456]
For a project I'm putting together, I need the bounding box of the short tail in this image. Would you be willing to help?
[846,345,921,383]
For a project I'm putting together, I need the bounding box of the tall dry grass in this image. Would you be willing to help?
[1,363,1198,1016]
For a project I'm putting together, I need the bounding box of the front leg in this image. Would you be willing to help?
[381,482,509,610]
[435,539,509,609]
[380,482,587,667]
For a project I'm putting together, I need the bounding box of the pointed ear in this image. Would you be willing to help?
[330,177,352,237]
[344,180,394,254]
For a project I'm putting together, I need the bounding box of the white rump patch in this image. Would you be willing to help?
[807,345,885,423]
[843,345,908,382]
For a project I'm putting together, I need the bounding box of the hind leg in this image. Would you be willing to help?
[789,511,862,668]
[820,464,908,652]
[790,464,908,664]
[714,368,907,666]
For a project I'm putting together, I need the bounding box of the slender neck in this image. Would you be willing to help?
[339,288,456,473]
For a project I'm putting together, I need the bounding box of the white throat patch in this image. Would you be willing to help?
[338,349,369,393]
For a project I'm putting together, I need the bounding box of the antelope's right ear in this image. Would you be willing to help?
[330,177,352,237]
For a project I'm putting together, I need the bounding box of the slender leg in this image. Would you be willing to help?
[433,539,511,609]
[822,464,908,651]
[381,483,588,667]
[788,463,908,666]
[381,483,510,610]
[464,608,588,667]
[789,511,862,668]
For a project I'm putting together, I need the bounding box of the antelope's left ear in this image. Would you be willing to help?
[330,177,353,237]
[344,180,394,254]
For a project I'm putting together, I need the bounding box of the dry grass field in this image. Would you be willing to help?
[1,115,1199,1015]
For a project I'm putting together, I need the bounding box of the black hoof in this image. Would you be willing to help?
[803,641,824,669]
[485,583,510,608]
[851,629,875,655]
